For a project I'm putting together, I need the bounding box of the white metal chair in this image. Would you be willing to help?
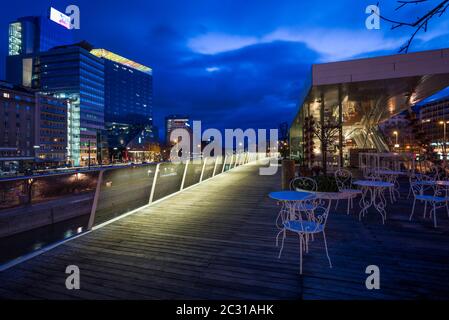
[290,177,317,192]
[377,167,400,203]
[276,198,332,274]
[290,177,318,212]
[334,168,362,215]
[409,180,449,228]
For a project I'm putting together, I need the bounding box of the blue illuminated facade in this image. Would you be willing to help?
[103,58,153,125]
[36,42,105,166]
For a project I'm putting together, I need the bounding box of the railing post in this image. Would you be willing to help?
[87,170,104,230]
[199,157,207,182]
[149,163,160,203]
[212,156,219,177]
[222,155,228,173]
[180,160,189,190]
[233,154,238,168]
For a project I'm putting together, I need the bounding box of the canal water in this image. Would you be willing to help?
[0,214,89,265]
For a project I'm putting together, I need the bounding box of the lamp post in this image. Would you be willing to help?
[87,140,91,170]
[439,120,449,162]
[393,131,399,150]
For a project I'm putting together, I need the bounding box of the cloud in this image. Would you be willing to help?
[263,28,405,61]
[153,40,318,133]
[205,66,220,72]
[187,28,406,62]
[187,33,259,55]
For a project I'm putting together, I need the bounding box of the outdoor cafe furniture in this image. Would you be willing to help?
[409,180,449,228]
[269,191,316,229]
[289,177,318,211]
[334,168,362,215]
[275,195,332,275]
[374,168,405,203]
[353,180,394,224]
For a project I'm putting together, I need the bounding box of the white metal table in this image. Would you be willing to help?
[353,180,394,224]
[269,191,316,228]
[375,169,406,202]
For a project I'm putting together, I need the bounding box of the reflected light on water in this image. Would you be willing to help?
[64,230,73,238]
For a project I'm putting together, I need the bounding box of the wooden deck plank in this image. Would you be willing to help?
[1,163,449,299]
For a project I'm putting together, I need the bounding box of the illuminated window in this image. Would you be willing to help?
[8,22,22,56]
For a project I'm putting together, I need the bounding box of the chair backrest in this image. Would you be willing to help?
[290,177,317,192]
[378,167,396,183]
[427,164,448,181]
[433,183,446,198]
[410,181,424,197]
[334,168,352,191]
[411,178,434,197]
[305,198,331,231]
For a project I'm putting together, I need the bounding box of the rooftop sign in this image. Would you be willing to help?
[49,7,71,30]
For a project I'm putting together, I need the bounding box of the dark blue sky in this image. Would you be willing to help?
[1,0,448,137]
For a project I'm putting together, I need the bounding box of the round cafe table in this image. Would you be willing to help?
[269,191,315,228]
[375,169,406,176]
[374,170,406,202]
[353,180,394,224]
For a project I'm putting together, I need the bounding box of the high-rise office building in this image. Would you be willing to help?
[6,7,74,87]
[35,41,105,167]
[90,49,155,161]
[165,115,190,144]
[90,49,153,125]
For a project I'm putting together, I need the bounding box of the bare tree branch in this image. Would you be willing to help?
[375,0,449,53]
[396,0,428,11]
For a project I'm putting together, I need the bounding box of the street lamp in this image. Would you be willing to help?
[393,131,399,149]
[438,120,449,161]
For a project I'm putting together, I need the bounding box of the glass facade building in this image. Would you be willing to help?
[290,49,449,170]
[90,49,155,160]
[91,50,153,125]
[6,12,74,87]
[36,43,105,167]
[7,13,74,57]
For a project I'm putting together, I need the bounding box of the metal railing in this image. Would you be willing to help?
[0,152,267,266]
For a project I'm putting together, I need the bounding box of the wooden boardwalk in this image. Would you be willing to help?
[1,163,449,299]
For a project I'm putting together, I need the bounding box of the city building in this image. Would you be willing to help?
[89,49,155,162]
[0,82,35,172]
[34,93,68,166]
[34,41,105,167]
[6,8,74,87]
[165,115,190,144]
[90,49,153,125]
[0,81,68,173]
[418,97,449,157]
[290,48,449,170]
[107,122,155,163]
[378,111,415,152]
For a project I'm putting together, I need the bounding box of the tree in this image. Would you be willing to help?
[376,0,449,53]
[313,121,340,175]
